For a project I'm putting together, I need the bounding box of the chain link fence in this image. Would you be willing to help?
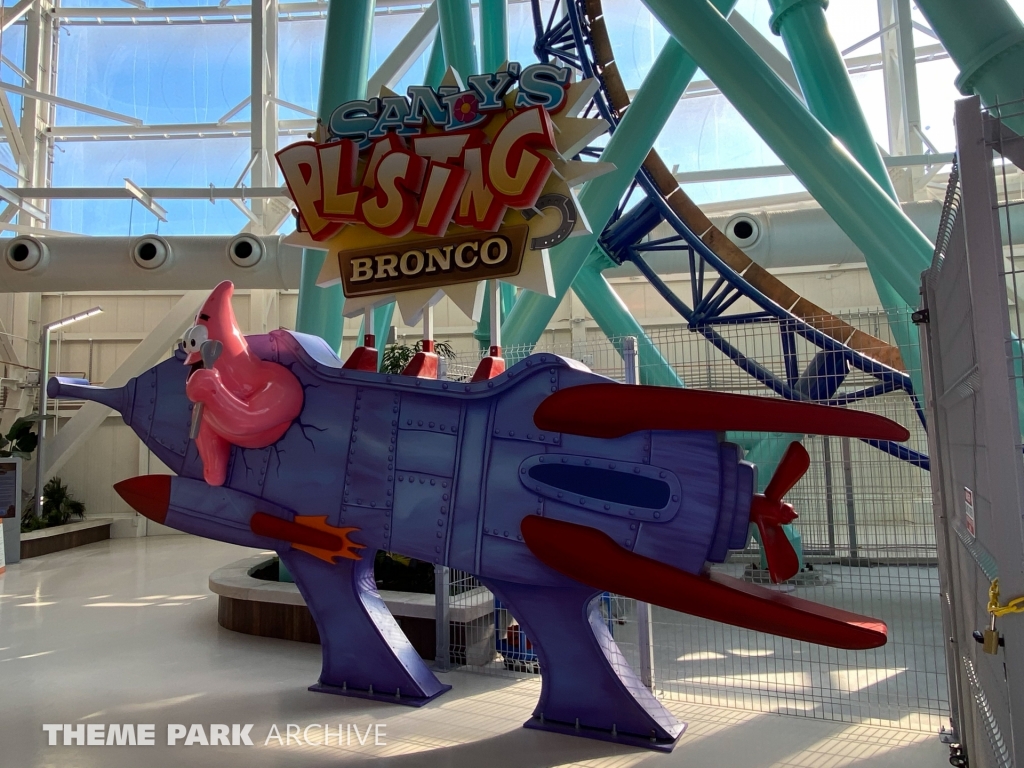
[435,308,945,730]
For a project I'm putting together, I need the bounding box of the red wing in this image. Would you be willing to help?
[534,383,909,441]
[521,515,887,650]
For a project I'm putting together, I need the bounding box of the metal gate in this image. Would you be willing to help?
[919,95,1024,768]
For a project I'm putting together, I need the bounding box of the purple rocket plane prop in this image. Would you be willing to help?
[49,329,906,751]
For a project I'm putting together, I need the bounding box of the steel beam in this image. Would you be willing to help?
[0,89,28,174]
[123,178,169,221]
[878,0,923,162]
[250,0,280,234]
[682,43,948,100]
[0,186,288,199]
[1,0,35,32]
[1,82,141,126]
[19,0,55,230]
[48,119,313,141]
[672,153,953,183]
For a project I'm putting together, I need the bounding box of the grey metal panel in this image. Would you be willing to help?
[921,95,1024,767]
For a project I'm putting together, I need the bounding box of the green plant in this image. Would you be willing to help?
[21,476,86,532]
[0,414,41,459]
[380,339,456,375]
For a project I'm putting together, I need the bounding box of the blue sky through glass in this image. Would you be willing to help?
[0,0,1001,234]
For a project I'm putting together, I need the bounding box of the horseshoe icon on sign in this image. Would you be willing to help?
[522,193,577,249]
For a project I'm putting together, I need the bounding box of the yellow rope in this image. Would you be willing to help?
[988,578,1024,618]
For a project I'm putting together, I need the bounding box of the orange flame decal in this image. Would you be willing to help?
[250,512,364,564]
[291,515,365,563]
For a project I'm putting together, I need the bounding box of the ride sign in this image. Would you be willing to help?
[277,63,612,317]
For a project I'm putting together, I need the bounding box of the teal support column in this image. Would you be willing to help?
[751,0,922,569]
[916,0,1024,133]
[641,0,933,308]
[479,0,507,73]
[573,251,683,387]
[768,0,896,200]
[425,31,446,88]
[472,0,508,351]
[501,6,739,350]
[374,303,396,352]
[294,0,375,351]
[437,0,477,79]
[500,283,516,315]
[766,0,921,392]
[474,294,492,351]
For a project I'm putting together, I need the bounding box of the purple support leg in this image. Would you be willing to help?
[280,550,451,707]
[483,578,685,751]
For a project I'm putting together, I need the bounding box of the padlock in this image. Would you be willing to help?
[983,629,1000,654]
[983,615,1000,655]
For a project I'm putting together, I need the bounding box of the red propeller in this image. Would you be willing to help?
[751,441,810,584]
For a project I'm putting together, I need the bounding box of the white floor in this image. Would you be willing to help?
[0,536,951,768]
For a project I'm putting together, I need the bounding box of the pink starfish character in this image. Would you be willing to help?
[183,281,303,486]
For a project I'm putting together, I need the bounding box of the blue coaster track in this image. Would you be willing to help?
[530,0,930,470]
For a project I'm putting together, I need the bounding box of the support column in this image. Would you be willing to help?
[766,0,923,388]
[502,7,739,351]
[294,0,375,352]
[21,0,57,227]
[437,0,477,79]
[916,0,1024,134]
[425,31,446,88]
[479,0,507,73]
[641,0,933,308]
[572,251,681,387]
[878,0,923,200]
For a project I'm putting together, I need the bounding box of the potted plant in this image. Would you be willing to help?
[0,415,40,460]
[380,339,456,375]
[21,477,86,533]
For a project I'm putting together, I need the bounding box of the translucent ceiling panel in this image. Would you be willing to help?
[56,23,250,125]
[601,0,669,91]
[279,19,325,116]
[509,1,551,64]
[280,11,427,115]
[50,137,250,235]
[731,0,786,55]
[823,0,883,56]
[0,24,25,182]
[59,0,227,9]
[916,58,961,152]
[849,69,890,149]
[660,94,805,206]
